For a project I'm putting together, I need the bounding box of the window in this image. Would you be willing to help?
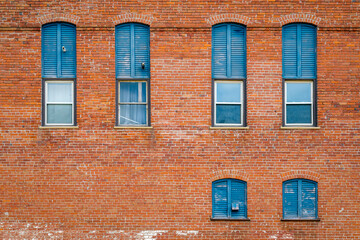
[42,22,76,125]
[282,23,317,126]
[115,23,150,126]
[283,179,318,220]
[212,23,246,126]
[212,179,247,219]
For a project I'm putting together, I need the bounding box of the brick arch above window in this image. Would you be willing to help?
[205,14,251,26]
[209,169,249,182]
[277,13,321,26]
[281,170,320,182]
[112,13,156,26]
[37,13,80,26]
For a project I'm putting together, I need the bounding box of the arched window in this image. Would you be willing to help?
[212,179,247,219]
[42,22,76,125]
[283,179,318,219]
[282,23,317,126]
[115,23,150,126]
[212,23,247,127]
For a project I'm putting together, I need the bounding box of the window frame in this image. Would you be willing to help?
[214,80,244,126]
[41,22,77,126]
[211,23,247,127]
[212,178,248,220]
[284,80,315,126]
[282,179,318,220]
[116,80,149,126]
[282,23,317,127]
[115,22,150,127]
[44,80,75,126]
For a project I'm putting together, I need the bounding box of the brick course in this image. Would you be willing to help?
[0,0,359,239]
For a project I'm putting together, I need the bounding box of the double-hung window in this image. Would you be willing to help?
[283,179,318,220]
[212,23,246,127]
[282,23,317,126]
[42,22,76,126]
[212,179,247,219]
[115,23,150,126]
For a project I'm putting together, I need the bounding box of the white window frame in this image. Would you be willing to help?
[45,80,74,126]
[214,80,243,126]
[118,80,148,126]
[284,80,313,126]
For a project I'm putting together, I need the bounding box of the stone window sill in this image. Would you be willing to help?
[114,126,153,129]
[210,218,250,221]
[280,127,320,130]
[210,127,249,130]
[39,126,79,129]
[281,218,320,221]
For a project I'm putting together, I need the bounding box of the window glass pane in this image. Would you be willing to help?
[119,104,146,125]
[286,82,311,102]
[216,82,241,103]
[120,82,146,103]
[47,104,72,124]
[47,82,72,102]
[286,104,312,124]
[216,104,241,124]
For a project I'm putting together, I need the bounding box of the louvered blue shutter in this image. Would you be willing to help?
[116,24,131,78]
[283,23,316,78]
[230,180,246,218]
[300,25,316,78]
[134,24,150,78]
[230,25,246,79]
[42,24,58,78]
[212,180,228,218]
[282,25,298,78]
[301,180,317,219]
[60,23,76,78]
[212,25,227,78]
[283,180,299,219]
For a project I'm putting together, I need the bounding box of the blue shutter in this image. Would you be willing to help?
[230,25,246,79]
[283,23,316,78]
[282,24,298,78]
[283,180,299,219]
[60,23,76,78]
[230,180,247,218]
[116,24,131,78]
[134,24,150,78]
[300,24,316,78]
[42,24,58,78]
[212,180,228,218]
[301,180,317,219]
[212,25,227,78]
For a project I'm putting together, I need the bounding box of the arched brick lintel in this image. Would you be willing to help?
[278,13,321,26]
[37,13,80,26]
[205,14,251,26]
[209,169,249,182]
[281,170,320,182]
[112,13,156,26]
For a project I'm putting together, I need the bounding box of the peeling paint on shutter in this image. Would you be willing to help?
[301,180,317,219]
[212,180,228,218]
[116,24,131,78]
[134,24,150,78]
[283,180,299,219]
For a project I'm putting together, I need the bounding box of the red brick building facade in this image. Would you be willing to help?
[0,1,359,239]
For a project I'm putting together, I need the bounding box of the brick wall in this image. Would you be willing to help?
[0,1,359,239]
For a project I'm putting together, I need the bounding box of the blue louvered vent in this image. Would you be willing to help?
[212,23,246,79]
[212,179,247,219]
[42,22,76,78]
[283,23,316,79]
[116,23,150,79]
[283,179,317,219]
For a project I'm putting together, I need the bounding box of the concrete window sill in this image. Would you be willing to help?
[281,218,320,221]
[210,127,249,130]
[280,127,320,130]
[39,126,79,129]
[114,126,153,129]
[210,218,250,221]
